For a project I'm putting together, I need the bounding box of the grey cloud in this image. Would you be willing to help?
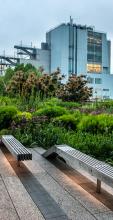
[0,0,113,71]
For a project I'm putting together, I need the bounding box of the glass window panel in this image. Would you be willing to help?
[87,77,94,84]
[87,31,102,65]
[95,78,102,84]
[87,64,102,73]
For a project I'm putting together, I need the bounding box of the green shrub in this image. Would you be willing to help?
[12,122,66,148]
[81,103,98,111]
[54,111,81,130]
[32,123,65,149]
[0,129,11,138]
[0,106,18,129]
[43,98,61,107]
[33,106,68,118]
[14,111,32,123]
[14,128,33,147]
[31,124,113,161]
[9,116,113,162]
[63,131,113,161]
[0,96,22,108]
[37,98,81,110]
[0,96,12,106]
[77,115,98,133]
[81,100,113,113]
[59,101,80,109]
[77,114,113,134]
[97,114,113,133]
[97,100,113,109]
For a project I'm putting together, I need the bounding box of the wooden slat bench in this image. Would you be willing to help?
[43,145,113,193]
[2,135,32,166]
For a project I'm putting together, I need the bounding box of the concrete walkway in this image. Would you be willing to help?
[0,145,113,220]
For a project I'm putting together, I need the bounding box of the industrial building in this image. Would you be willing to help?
[0,17,113,99]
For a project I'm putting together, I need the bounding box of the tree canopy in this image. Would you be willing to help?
[0,64,92,102]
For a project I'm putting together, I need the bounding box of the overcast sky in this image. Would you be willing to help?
[0,0,113,72]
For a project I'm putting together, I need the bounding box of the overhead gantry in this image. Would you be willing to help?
[0,55,20,66]
[0,56,20,75]
[14,45,37,59]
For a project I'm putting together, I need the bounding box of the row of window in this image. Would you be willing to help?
[88,38,102,45]
[87,31,102,68]
[87,77,102,84]
[87,54,102,63]
[88,31,102,45]
[87,78,110,89]
[87,64,102,73]
[87,43,102,53]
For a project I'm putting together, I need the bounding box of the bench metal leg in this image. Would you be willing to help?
[17,161,20,167]
[96,179,101,193]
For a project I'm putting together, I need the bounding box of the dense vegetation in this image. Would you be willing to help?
[0,64,113,165]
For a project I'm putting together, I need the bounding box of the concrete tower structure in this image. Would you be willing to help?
[46,17,112,99]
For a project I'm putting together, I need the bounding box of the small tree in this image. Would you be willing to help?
[6,64,42,98]
[57,75,92,102]
[7,71,26,97]
[36,68,62,99]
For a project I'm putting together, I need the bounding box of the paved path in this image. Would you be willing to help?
[0,145,113,220]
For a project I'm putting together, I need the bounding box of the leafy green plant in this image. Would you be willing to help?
[77,114,113,134]
[6,113,113,163]
[77,115,98,133]
[31,123,65,149]
[0,106,18,130]
[97,114,113,133]
[14,111,32,123]
[43,98,61,107]
[33,106,68,118]
[54,111,81,130]
[97,100,113,109]
[0,129,11,138]
[13,128,33,147]
[59,101,81,109]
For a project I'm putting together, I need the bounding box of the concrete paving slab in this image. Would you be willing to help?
[28,148,113,219]
[1,144,113,220]
[24,157,97,219]
[23,160,45,174]
[0,149,16,177]
[0,208,19,220]
[35,172,106,220]
[95,211,113,220]
[3,176,45,220]
[1,147,69,220]
[0,179,15,210]
[17,173,69,220]
[0,179,19,220]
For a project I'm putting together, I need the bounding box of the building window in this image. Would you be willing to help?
[87,31,102,72]
[87,77,94,84]
[103,67,108,74]
[95,78,102,84]
[103,96,110,99]
[87,64,102,73]
[103,89,109,91]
